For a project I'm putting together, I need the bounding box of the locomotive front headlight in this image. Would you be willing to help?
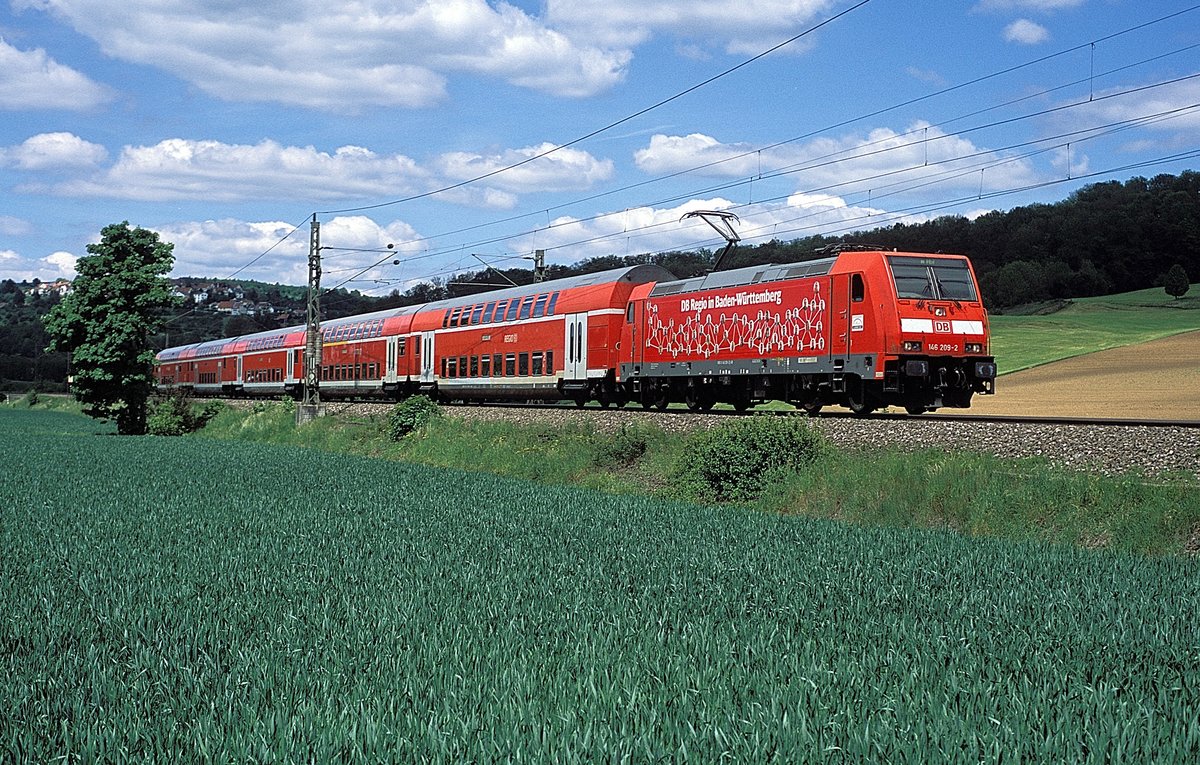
[903,341,922,352]
[965,343,983,353]
[975,361,997,379]
[905,360,929,377]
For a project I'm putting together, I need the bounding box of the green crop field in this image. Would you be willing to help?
[2,408,1198,762]
[989,285,1200,373]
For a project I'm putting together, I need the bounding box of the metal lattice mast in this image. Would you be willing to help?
[303,214,322,408]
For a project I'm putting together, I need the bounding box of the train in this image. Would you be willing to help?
[155,248,997,415]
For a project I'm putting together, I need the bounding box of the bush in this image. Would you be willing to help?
[590,423,651,467]
[386,395,442,441]
[673,415,827,502]
[147,395,225,436]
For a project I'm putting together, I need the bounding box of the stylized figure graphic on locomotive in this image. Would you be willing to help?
[156,249,996,415]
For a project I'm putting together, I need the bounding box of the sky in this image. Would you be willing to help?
[2,0,1199,294]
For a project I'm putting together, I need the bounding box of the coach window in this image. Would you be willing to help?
[532,351,544,376]
[493,353,503,375]
[852,274,865,303]
[493,300,508,323]
[532,294,548,318]
[480,355,491,377]
[519,352,529,376]
[518,296,535,320]
[441,358,448,377]
[505,299,520,322]
[547,292,560,315]
[545,350,554,374]
[442,309,451,328]
[505,353,516,376]
[471,305,484,324]
[398,337,407,357]
[482,301,497,323]
[470,356,479,377]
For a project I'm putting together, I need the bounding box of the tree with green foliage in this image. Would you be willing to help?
[1163,263,1190,299]
[43,222,180,434]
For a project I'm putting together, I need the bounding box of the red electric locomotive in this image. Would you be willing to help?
[616,248,995,414]
[155,249,995,414]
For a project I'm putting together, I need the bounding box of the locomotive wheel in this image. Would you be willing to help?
[846,380,876,417]
[904,403,926,415]
[654,392,670,411]
[800,400,822,415]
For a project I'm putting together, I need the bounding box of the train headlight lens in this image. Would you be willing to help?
[975,361,997,379]
[965,343,983,353]
[905,360,929,377]
[903,341,922,352]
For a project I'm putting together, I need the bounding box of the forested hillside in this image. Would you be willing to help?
[3,171,1196,391]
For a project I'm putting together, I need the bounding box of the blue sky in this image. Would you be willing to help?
[2,0,1198,294]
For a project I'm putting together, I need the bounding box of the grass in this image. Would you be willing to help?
[990,284,1200,373]
[191,398,1200,556]
[2,408,1198,762]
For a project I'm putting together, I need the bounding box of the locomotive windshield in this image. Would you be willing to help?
[888,256,978,301]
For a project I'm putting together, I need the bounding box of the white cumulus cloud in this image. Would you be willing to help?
[10,134,614,207]
[634,124,1040,198]
[46,138,428,202]
[14,0,630,109]
[1003,19,1050,45]
[157,216,424,285]
[0,37,112,111]
[0,132,108,170]
[436,143,615,193]
[43,251,78,277]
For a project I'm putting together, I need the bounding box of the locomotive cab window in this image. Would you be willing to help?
[852,274,865,303]
[888,256,978,302]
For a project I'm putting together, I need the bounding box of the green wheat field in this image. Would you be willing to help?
[2,409,1197,762]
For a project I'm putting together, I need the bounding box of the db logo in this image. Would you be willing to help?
[934,320,951,333]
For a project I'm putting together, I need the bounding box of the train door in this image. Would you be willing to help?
[385,337,399,383]
[286,349,298,385]
[848,273,867,354]
[419,331,436,383]
[235,355,243,384]
[828,274,851,359]
[564,312,588,379]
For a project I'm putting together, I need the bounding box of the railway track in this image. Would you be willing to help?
[435,399,1200,430]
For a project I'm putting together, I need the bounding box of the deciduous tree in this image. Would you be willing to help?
[1163,263,1190,299]
[44,222,180,434]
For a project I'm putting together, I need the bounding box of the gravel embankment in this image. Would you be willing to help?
[324,401,1200,479]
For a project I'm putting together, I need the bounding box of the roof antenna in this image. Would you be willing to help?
[682,210,740,273]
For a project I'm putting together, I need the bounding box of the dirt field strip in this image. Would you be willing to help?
[967,330,1200,421]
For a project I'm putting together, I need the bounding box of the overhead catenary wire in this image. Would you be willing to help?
[327,36,1200,292]
[315,0,874,217]
[336,75,1200,289]
[182,3,1200,305]
[324,2,1200,260]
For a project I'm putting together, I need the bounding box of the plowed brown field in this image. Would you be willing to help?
[964,330,1200,420]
